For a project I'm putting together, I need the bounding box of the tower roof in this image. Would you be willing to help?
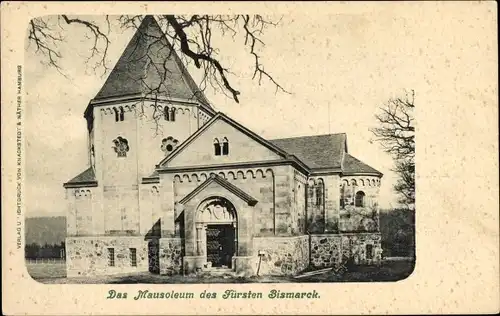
[93,15,211,107]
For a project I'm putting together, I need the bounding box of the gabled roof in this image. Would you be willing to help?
[269,133,347,169]
[63,167,98,188]
[342,153,383,176]
[179,174,258,206]
[157,112,290,168]
[270,133,382,176]
[93,15,211,107]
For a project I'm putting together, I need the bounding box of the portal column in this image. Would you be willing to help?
[233,222,238,256]
[196,223,203,256]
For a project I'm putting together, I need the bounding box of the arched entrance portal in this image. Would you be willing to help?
[196,197,237,269]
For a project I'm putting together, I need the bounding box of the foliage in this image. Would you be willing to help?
[379,208,415,257]
[25,242,66,259]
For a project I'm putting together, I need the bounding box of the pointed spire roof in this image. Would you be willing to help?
[93,15,211,107]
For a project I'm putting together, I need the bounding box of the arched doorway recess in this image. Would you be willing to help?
[196,197,237,269]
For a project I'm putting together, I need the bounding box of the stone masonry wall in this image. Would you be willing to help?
[159,237,184,275]
[339,175,381,233]
[253,235,309,276]
[341,233,382,265]
[310,234,342,268]
[306,178,325,233]
[310,233,382,268]
[66,236,148,277]
[294,170,307,235]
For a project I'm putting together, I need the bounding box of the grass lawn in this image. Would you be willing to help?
[297,260,415,282]
[26,263,66,280]
[27,259,415,284]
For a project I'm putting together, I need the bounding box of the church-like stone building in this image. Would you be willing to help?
[63,16,383,278]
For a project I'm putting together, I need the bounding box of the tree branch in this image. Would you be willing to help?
[371,90,416,208]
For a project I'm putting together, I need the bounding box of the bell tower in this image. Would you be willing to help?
[84,15,215,182]
[81,15,215,235]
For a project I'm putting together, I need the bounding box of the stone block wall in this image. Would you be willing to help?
[139,183,163,236]
[98,101,139,188]
[253,235,309,276]
[252,171,275,236]
[307,178,325,233]
[273,165,294,235]
[66,236,148,277]
[340,176,381,211]
[294,170,307,235]
[136,102,199,178]
[169,167,277,237]
[159,237,184,275]
[310,234,342,268]
[306,175,341,234]
[94,101,201,183]
[323,175,341,232]
[310,232,382,268]
[340,233,382,265]
[339,205,379,232]
[102,184,140,235]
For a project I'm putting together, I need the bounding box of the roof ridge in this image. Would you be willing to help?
[269,132,346,141]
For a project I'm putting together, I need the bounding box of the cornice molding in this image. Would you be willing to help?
[179,174,258,207]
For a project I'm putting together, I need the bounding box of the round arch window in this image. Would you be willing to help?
[355,191,366,207]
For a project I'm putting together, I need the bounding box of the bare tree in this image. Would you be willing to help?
[371,90,415,209]
[27,15,289,104]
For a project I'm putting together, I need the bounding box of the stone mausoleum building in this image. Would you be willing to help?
[63,16,383,278]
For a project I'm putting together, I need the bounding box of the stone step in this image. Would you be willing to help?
[198,267,236,277]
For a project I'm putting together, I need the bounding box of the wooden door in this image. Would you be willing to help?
[206,224,235,268]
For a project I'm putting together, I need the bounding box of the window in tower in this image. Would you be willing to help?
[222,137,229,155]
[112,136,129,157]
[164,106,170,121]
[161,136,179,154]
[170,107,176,121]
[113,107,119,122]
[90,145,95,169]
[119,106,125,121]
[213,138,221,156]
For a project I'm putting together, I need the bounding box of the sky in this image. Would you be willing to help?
[24,7,492,217]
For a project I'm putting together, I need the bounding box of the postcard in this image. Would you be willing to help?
[1,1,498,315]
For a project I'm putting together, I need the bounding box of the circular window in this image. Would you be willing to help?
[161,137,178,154]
